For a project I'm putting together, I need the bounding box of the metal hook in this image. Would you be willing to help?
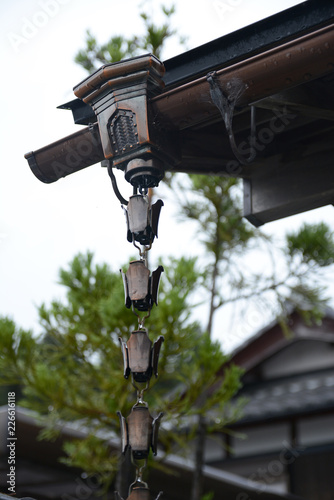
[130,304,151,329]
[132,237,142,256]
[132,236,152,261]
[131,456,148,482]
[138,309,151,329]
[133,384,149,404]
[131,303,140,321]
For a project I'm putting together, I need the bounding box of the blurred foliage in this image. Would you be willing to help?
[170,174,334,333]
[75,4,184,72]
[201,492,214,500]
[286,222,334,267]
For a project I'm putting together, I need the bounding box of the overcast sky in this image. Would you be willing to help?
[2,0,333,351]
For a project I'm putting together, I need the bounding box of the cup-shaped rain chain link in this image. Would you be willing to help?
[116,402,164,499]
[115,399,163,500]
[124,194,164,249]
[119,329,164,384]
[118,402,163,460]
[121,260,164,315]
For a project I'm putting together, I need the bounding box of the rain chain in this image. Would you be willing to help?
[114,177,165,500]
[25,53,175,500]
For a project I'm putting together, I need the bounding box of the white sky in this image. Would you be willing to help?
[2,0,333,352]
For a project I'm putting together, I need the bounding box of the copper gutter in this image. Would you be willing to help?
[24,124,103,183]
[25,24,334,184]
[153,24,334,130]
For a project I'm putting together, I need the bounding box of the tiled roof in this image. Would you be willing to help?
[237,368,334,423]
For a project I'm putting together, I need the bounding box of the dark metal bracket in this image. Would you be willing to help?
[206,71,256,166]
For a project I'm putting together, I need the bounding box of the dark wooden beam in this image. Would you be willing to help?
[243,136,334,225]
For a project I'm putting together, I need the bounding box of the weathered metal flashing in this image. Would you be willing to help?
[163,0,334,86]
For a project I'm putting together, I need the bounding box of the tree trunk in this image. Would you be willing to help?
[206,255,219,336]
[191,414,207,500]
[192,252,219,500]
